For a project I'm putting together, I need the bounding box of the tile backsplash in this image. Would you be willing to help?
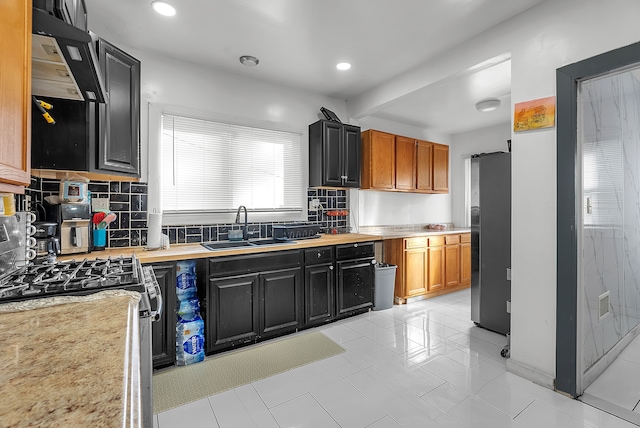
[23,177,349,249]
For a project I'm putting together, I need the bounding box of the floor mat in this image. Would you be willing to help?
[152,331,345,414]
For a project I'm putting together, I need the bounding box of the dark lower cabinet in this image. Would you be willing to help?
[200,250,303,354]
[260,268,303,338]
[304,246,335,326]
[336,242,375,317]
[149,262,176,370]
[207,273,260,354]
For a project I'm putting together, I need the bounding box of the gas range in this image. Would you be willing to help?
[0,255,149,303]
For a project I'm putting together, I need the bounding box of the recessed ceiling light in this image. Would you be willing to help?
[475,98,501,112]
[152,1,176,16]
[239,55,259,67]
[336,62,351,71]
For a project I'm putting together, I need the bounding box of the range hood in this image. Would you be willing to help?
[32,8,106,103]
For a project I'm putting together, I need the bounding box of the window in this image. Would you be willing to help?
[160,113,303,216]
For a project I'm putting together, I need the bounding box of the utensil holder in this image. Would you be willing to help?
[93,229,107,250]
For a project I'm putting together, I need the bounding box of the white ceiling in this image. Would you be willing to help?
[84,0,545,135]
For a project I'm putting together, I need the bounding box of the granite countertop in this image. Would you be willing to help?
[358,225,471,240]
[57,233,382,264]
[0,290,142,427]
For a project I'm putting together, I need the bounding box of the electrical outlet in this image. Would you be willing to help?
[308,198,321,211]
[92,198,110,212]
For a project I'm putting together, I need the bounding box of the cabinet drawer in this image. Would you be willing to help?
[460,233,471,243]
[445,235,460,245]
[304,246,334,265]
[428,236,445,246]
[335,242,375,260]
[208,250,302,277]
[404,237,426,249]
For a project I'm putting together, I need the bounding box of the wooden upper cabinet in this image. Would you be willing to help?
[416,140,433,192]
[361,129,448,194]
[0,0,31,193]
[395,136,416,191]
[361,129,395,190]
[432,143,449,193]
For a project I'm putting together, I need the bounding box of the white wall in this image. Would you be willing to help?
[352,116,453,227]
[348,0,640,388]
[450,123,511,227]
[117,46,348,221]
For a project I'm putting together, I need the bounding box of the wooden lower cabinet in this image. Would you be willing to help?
[384,232,471,303]
[460,233,471,286]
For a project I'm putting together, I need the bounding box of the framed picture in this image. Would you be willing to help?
[514,96,556,132]
[320,107,342,123]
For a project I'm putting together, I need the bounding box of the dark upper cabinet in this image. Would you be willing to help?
[31,36,140,177]
[96,37,140,175]
[148,262,176,370]
[309,120,361,188]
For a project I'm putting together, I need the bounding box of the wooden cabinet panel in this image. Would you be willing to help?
[433,143,449,193]
[0,0,31,193]
[427,244,445,292]
[404,248,427,296]
[304,263,335,326]
[416,140,432,192]
[395,136,416,190]
[361,129,395,190]
[461,240,471,286]
[445,244,460,288]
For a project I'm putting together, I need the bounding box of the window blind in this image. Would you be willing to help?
[161,113,303,213]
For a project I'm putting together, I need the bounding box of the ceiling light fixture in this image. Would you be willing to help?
[336,62,351,71]
[152,1,176,16]
[239,55,259,67]
[475,98,501,112]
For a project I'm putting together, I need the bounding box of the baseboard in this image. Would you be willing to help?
[580,393,640,426]
[582,324,640,390]
[506,358,555,390]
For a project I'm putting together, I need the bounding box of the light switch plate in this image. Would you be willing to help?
[92,198,110,212]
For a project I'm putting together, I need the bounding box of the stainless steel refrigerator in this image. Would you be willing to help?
[470,152,511,335]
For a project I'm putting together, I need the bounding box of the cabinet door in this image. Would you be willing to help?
[149,262,177,369]
[395,136,416,191]
[361,130,395,190]
[427,245,445,292]
[432,143,449,193]
[416,140,433,192]
[0,0,31,193]
[342,125,361,188]
[404,247,427,297]
[96,38,140,176]
[445,244,460,288]
[336,259,374,315]
[321,121,344,187]
[305,263,335,326]
[260,267,303,338]
[460,234,471,286]
[207,273,260,353]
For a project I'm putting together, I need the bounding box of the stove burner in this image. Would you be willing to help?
[0,255,144,302]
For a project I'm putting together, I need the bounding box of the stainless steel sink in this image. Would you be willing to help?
[201,238,293,251]
[201,241,254,250]
[248,238,292,246]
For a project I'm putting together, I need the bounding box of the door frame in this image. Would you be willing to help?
[556,40,640,397]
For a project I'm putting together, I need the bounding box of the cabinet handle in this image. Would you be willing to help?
[329,266,334,270]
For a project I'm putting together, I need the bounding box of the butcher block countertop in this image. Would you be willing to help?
[0,290,142,427]
[57,233,382,264]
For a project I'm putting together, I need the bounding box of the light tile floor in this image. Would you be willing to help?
[583,332,640,423]
[153,289,637,428]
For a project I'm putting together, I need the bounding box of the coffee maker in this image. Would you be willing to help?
[47,203,91,255]
[33,221,61,263]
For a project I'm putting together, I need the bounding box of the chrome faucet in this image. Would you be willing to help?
[235,205,248,240]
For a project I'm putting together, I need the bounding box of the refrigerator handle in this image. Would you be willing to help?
[506,267,511,281]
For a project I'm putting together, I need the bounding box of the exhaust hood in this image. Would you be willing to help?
[32,7,106,103]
